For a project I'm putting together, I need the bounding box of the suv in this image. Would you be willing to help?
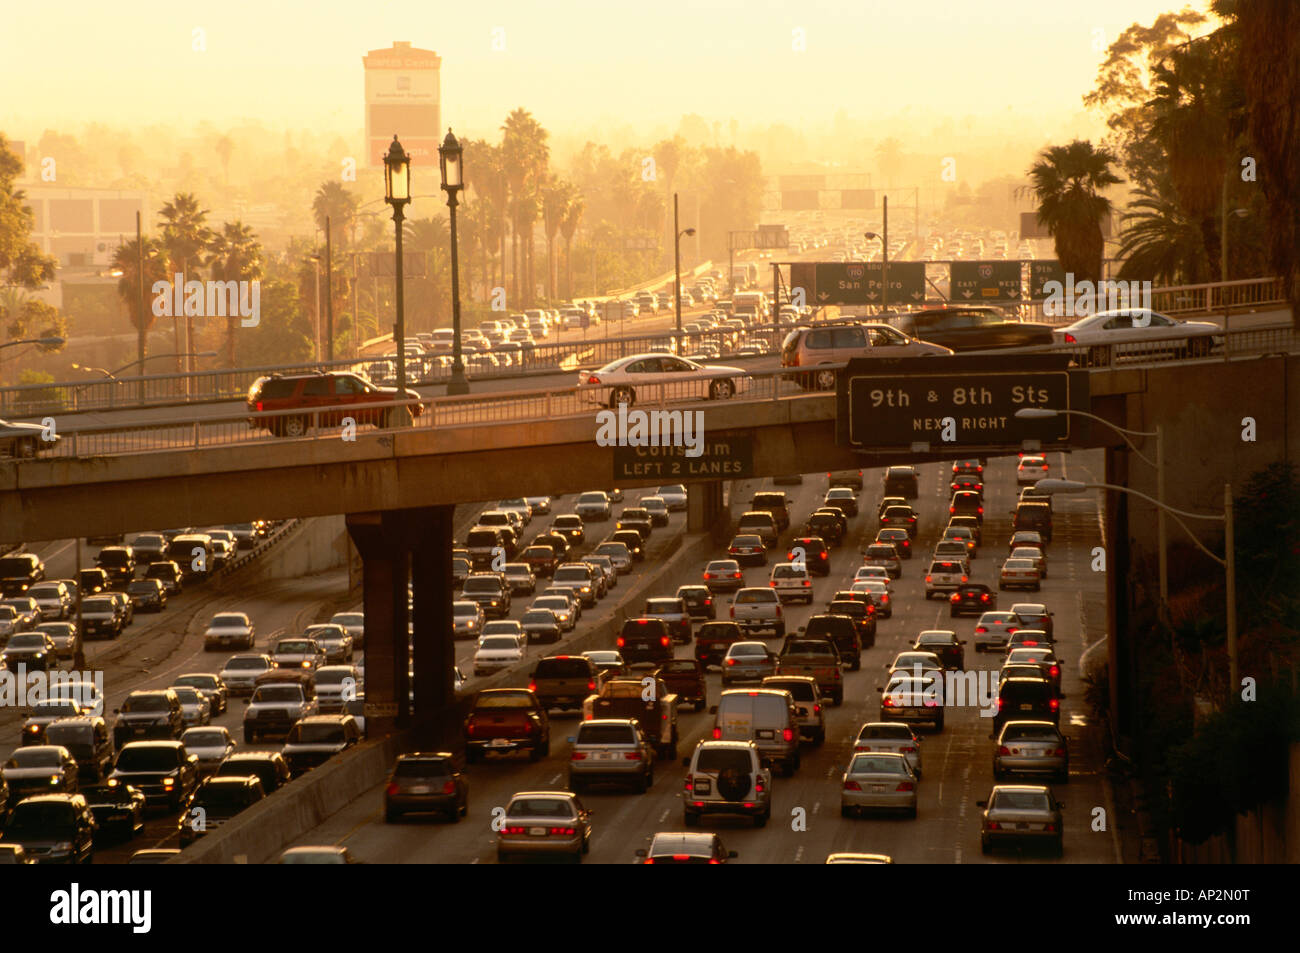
[530,656,603,711]
[862,543,902,579]
[213,750,292,794]
[643,597,692,644]
[1013,502,1054,543]
[461,572,511,618]
[616,618,674,666]
[280,714,362,776]
[736,512,779,549]
[750,492,791,532]
[94,546,135,589]
[1,794,96,864]
[143,560,184,594]
[682,741,771,828]
[247,371,421,437]
[243,677,318,743]
[882,465,919,499]
[113,690,184,747]
[177,776,265,846]
[43,717,114,782]
[924,559,969,599]
[384,752,469,822]
[949,491,984,524]
[695,621,746,669]
[994,678,1061,732]
[713,688,800,777]
[0,553,45,597]
[568,719,656,793]
[730,587,785,637]
[769,562,814,605]
[465,526,511,570]
[762,676,826,745]
[109,741,199,810]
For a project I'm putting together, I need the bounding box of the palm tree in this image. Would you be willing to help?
[559,196,584,299]
[501,109,550,308]
[1026,141,1123,284]
[209,222,265,366]
[1146,36,1232,281]
[112,236,169,374]
[403,218,451,330]
[158,192,215,371]
[312,181,359,252]
[542,179,573,302]
[1116,180,1207,284]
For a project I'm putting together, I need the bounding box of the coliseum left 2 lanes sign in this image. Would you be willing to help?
[613,434,754,481]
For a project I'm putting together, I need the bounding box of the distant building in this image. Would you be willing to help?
[24,186,149,272]
[363,41,441,168]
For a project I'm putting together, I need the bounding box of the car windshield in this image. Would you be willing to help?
[275,641,312,654]
[7,748,62,768]
[594,544,626,558]
[286,723,346,744]
[174,676,216,689]
[122,695,169,713]
[576,493,606,504]
[866,546,896,557]
[479,637,519,650]
[706,561,739,572]
[31,700,80,716]
[554,568,589,583]
[252,687,303,703]
[6,803,75,833]
[6,634,44,649]
[127,582,157,594]
[29,585,62,597]
[225,657,268,671]
[475,693,532,709]
[1002,725,1061,743]
[507,798,574,818]
[463,578,501,594]
[114,747,178,771]
[194,784,256,812]
[859,724,913,740]
[534,659,590,677]
[522,611,556,625]
[182,730,227,747]
[452,602,478,618]
[729,644,766,658]
[736,590,775,604]
[991,790,1052,811]
[333,614,363,626]
[172,688,201,703]
[646,600,679,612]
[1005,559,1036,570]
[533,598,566,611]
[82,597,114,612]
[772,566,805,579]
[395,758,449,778]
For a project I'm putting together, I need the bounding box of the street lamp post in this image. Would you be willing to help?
[673,192,696,355]
[1034,478,1237,693]
[383,135,413,425]
[866,200,889,315]
[1015,407,1166,603]
[439,129,469,397]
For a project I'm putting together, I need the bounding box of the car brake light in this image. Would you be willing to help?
[704,572,713,579]
[802,580,810,587]
[769,581,776,587]
[732,572,741,578]
[1050,698,1060,711]
[814,704,821,714]
[987,821,1001,830]
[660,636,670,647]
[726,658,735,666]
[386,782,399,796]
[997,698,1004,710]
[684,774,694,790]
[550,827,576,835]
[1064,333,1077,343]
[1008,627,1018,634]
[256,401,264,412]
[625,752,642,760]
[616,636,625,647]
[976,626,987,633]
[587,375,600,384]
[775,604,782,616]
[644,858,656,864]
[1053,748,1066,757]
[981,594,990,601]
[1049,666,1060,678]
[950,593,960,602]
[712,727,722,738]
[977,507,983,514]
[961,576,968,583]
[783,728,794,742]
[844,780,861,791]
[896,781,914,792]
[528,681,537,692]
[505,826,527,835]
[926,576,932,583]
[882,697,895,707]
[949,507,955,514]
[998,746,1011,756]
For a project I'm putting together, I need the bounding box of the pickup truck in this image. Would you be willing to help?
[582,677,679,759]
[776,638,844,705]
[529,655,604,712]
[464,688,550,763]
[729,587,785,638]
[643,597,693,644]
[655,659,707,712]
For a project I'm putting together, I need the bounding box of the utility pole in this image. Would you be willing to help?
[1225,483,1237,695]
[136,211,147,404]
[882,195,889,316]
[325,215,334,362]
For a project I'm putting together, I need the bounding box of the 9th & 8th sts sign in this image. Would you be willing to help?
[847,371,1070,448]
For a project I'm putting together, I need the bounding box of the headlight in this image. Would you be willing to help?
[49,775,61,785]
[162,776,175,789]
[54,841,73,852]
[301,661,311,668]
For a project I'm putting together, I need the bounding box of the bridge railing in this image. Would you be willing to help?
[10,320,1297,463]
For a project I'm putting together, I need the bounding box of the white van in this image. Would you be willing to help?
[712,688,800,776]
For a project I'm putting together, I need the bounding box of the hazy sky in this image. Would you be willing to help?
[3,0,1207,138]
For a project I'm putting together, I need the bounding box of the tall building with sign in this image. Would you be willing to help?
[363,41,441,168]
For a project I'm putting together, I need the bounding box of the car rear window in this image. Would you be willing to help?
[806,616,854,636]
[533,658,591,678]
[0,556,38,575]
[752,494,786,508]
[466,530,499,548]
[991,790,1051,811]
[395,758,450,778]
[858,724,913,740]
[121,694,169,712]
[717,693,788,722]
[258,379,296,399]
[1001,725,1062,742]
[114,746,180,771]
[698,623,741,639]
[694,748,753,773]
[1001,681,1051,702]
[736,589,776,604]
[577,724,637,745]
[474,693,533,709]
[866,545,897,558]
[766,680,814,701]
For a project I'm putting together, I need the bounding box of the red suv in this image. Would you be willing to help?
[247,372,421,437]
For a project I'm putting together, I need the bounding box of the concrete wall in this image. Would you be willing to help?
[256,515,350,580]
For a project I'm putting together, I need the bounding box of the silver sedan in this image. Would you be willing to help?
[978,784,1064,856]
[840,752,917,818]
[994,721,1068,783]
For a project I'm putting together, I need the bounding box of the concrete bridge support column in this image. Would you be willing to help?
[345,511,412,739]
[1105,447,1134,749]
[408,505,455,746]
[687,480,725,534]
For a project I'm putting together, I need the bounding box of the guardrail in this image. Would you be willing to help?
[11,321,1297,463]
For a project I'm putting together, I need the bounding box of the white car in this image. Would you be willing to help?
[577,354,748,408]
[0,418,59,458]
[769,562,814,605]
[472,634,525,676]
[497,498,533,525]
[656,485,688,511]
[181,726,235,775]
[1017,455,1049,485]
[204,612,256,651]
[851,578,893,618]
[329,611,365,648]
[1053,309,1221,362]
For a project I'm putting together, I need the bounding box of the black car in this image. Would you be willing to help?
[177,776,266,846]
[0,794,96,864]
[889,306,1055,352]
[786,536,831,576]
[126,579,167,612]
[950,584,997,618]
[618,508,654,539]
[82,781,147,840]
[113,690,184,747]
[213,751,293,794]
[694,621,746,669]
[993,678,1061,732]
[616,618,674,665]
[108,741,199,811]
[76,568,110,597]
[43,717,114,782]
[912,631,965,669]
[875,527,913,560]
[533,532,572,561]
[0,553,45,597]
[676,585,716,620]
[1011,604,1055,639]
[803,512,845,546]
[821,604,875,658]
[609,530,645,561]
[882,466,919,500]
[384,752,469,823]
[949,491,984,524]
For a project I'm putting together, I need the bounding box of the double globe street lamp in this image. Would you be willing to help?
[439,129,469,396]
[383,135,413,426]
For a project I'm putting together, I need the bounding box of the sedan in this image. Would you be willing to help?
[270,638,326,671]
[636,832,737,864]
[204,612,256,651]
[862,543,902,580]
[702,559,745,593]
[850,579,893,618]
[912,630,964,670]
[977,784,1064,856]
[1,632,55,672]
[727,534,767,567]
[1017,455,1049,485]
[1000,558,1042,592]
[452,600,486,640]
[172,673,228,715]
[530,596,575,632]
[950,584,996,617]
[676,585,716,620]
[520,608,562,645]
[473,634,525,676]
[822,487,859,517]
[993,721,1069,783]
[4,746,80,806]
[497,791,592,863]
[875,528,913,560]
[1053,308,1220,364]
[304,623,354,663]
[840,752,918,818]
[1010,603,1055,639]
[581,650,628,678]
[974,611,1021,653]
[577,353,747,408]
[720,642,777,685]
[82,781,147,839]
[656,485,688,511]
[171,687,211,727]
[34,622,78,662]
[852,722,923,777]
[180,726,236,776]
[1010,545,1048,579]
